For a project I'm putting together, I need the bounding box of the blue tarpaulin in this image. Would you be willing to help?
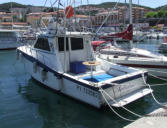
[83,74,114,82]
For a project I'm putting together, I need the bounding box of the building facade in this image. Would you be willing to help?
[91,6,149,27]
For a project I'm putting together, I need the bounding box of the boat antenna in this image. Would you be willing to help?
[56,0,60,35]
[129,0,133,48]
[44,0,48,6]
[124,0,127,25]
[64,1,67,73]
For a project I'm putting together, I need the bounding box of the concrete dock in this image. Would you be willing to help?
[124,105,167,128]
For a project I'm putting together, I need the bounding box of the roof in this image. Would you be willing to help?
[27,10,65,16]
[2,16,12,19]
[47,10,65,15]
[73,15,89,18]
[96,11,119,16]
[27,12,43,16]
[0,22,27,26]
[27,15,41,19]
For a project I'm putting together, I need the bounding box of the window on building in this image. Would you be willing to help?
[71,38,84,50]
[58,37,69,51]
[34,37,50,51]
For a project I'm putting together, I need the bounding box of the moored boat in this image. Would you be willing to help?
[17,17,152,108]
[159,36,167,52]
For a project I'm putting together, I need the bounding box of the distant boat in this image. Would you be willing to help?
[0,29,21,50]
[159,36,167,52]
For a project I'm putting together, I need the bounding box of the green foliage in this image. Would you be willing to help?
[145,10,167,18]
[145,12,156,18]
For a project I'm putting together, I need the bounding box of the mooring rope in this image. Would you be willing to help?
[148,73,167,81]
[98,71,167,121]
[142,73,167,107]
[99,86,143,118]
[149,83,167,87]
[99,88,135,122]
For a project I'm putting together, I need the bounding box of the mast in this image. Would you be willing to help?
[129,0,133,48]
[124,0,126,25]
[10,0,13,30]
[64,1,67,73]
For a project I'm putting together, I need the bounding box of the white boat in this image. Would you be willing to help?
[16,17,152,108]
[147,32,167,39]
[0,29,24,50]
[94,0,167,77]
[159,36,167,52]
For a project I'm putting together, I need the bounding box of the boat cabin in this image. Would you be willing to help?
[33,32,93,73]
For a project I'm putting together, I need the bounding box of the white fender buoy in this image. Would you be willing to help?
[20,53,24,63]
[16,50,19,60]
[33,62,38,73]
[41,69,48,81]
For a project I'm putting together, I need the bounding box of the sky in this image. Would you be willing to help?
[0,0,166,8]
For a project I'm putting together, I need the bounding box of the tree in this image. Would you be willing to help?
[145,10,167,18]
[157,10,166,18]
[145,11,156,18]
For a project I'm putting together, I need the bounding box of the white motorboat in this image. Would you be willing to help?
[159,36,167,52]
[17,18,152,108]
[0,29,26,50]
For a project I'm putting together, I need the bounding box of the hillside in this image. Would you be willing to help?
[156,4,167,10]
[0,2,166,13]
[0,2,58,13]
[79,2,153,10]
[0,2,27,12]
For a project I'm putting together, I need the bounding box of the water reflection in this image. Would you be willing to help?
[18,77,161,128]
[1,39,167,128]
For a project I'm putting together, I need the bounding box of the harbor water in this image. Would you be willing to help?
[0,39,167,128]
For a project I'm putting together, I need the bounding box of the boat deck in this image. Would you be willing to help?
[68,70,116,83]
[100,54,167,63]
[82,73,114,82]
[124,104,167,128]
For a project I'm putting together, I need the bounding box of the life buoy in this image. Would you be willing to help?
[20,53,23,63]
[65,6,73,19]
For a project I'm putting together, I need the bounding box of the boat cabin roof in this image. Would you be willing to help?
[42,31,92,38]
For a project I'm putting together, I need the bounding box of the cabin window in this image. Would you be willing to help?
[71,38,84,50]
[34,38,50,51]
[58,37,69,51]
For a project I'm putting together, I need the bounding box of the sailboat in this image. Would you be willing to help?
[17,4,152,108]
[93,0,167,77]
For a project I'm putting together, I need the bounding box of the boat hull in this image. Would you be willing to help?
[99,54,167,77]
[17,48,150,108]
